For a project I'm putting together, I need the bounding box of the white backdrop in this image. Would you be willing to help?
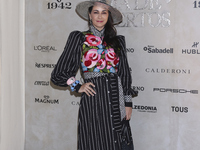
[0,0,25,150]
[25,0,200,150]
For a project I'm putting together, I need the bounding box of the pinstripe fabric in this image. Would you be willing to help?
[117,36,138,103]
[84,72,126,120]
[51,30,137,150]
[79,73,122,150]
[51,31,84,87]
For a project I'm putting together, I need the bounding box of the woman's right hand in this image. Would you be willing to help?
[78,82,96,96]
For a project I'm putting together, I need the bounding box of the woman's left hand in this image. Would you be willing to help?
[125,107,132,120]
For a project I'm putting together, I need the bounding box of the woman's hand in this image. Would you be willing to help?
[78,82,96,96]
[125,107,132,120]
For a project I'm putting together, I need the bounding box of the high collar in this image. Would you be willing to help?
[89,24,105,37]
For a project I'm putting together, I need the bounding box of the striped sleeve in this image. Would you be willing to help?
[117,35,138,107]
[51,31,84,87]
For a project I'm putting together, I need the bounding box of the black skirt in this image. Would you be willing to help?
[78,72,123,150]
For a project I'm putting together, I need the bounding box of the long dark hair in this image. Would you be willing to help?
[88,6,121,56]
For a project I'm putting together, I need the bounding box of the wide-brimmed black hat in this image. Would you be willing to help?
[76,0,122,25]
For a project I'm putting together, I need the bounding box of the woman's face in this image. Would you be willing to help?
[89,4,109,31]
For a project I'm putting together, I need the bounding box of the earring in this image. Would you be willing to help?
[89,19,92,25]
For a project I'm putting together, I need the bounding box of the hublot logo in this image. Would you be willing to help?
[35,95,59,104]
[145,68,191,74]
[182,42,200,55]
[133,105,157,113]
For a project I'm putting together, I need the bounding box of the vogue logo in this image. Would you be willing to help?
[35,95,59,104]
[171,106,188,113]
[145,68,191,74]
[35,63,55,68]
[133,105,157,113]
[153,88,198,94]
[34,81,50,86]
[34,45,57,52]
[143,45,173,54]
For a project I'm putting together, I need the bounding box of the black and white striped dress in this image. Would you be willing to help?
[51,30,137,150]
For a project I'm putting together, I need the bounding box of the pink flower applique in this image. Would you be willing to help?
[105,48,119,66]
[84,34,102,46]
[106,61,112,69]
[82,49,101,68]
[97,58,106,70]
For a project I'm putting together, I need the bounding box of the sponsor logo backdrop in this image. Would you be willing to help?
[25,0,200,150]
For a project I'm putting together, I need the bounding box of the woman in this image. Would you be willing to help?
[51,0,138,150]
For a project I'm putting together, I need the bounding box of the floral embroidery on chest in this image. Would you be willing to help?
[81,32,119,73]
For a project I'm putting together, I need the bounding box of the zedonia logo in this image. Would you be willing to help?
[133,105,157,113]
[153,88,198,94]
[35,95,59,104]
[143,45,173,54]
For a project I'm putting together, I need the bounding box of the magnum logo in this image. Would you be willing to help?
[35,95,59,104]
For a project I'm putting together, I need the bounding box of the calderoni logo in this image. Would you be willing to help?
[34,45,57,52]
[153,88,198,94]
[35,95,59,104]
[71,101,80,106]
[133,105,157,113]
[34,81,50,86]
[35,63,55,68]
[145,68,191,74]
[143,45,173,54]
[182,42,200,55]
[171,106,188,113]
[114,0,171,28]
